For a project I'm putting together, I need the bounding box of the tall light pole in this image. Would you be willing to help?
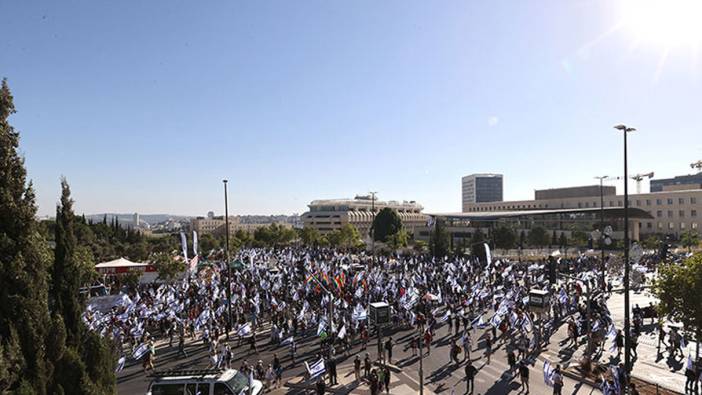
[369,192,378,265]
[594,175,620,288]
[223,179,233,329]
[614,123,636,375]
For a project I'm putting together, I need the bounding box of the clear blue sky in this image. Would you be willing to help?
[2,0,701,217]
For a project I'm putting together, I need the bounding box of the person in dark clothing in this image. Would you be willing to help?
[384,337,394,364]
[315,378,326,395]
[383,366,391,394]
[519,361,530,394]
[327,357,337,385]
[364,353,372,377]
[465,361,477,394]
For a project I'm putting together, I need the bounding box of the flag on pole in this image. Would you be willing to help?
[484,243,491,265]
[180,231,189,261]
[192,230,198,257]
[337,325,347,339]
[132,343,149,360]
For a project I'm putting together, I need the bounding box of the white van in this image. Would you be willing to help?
[146,369,262,395]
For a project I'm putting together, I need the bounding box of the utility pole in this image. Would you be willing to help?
[614,123,636,376]
[369,192,378,266]
[223,179,233,329]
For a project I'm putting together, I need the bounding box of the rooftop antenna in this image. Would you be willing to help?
[630,172,654,194]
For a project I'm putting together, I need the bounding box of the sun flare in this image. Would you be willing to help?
[620,0,702,47]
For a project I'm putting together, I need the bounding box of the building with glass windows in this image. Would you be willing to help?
[302,195,426,237]
[462,174,503,211]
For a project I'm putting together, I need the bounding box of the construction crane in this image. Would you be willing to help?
[630,172,654,194]
[691,160,702,173]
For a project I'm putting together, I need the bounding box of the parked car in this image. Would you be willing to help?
[146,369,262,395]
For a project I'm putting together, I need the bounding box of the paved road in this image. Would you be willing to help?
[118,314,600,394]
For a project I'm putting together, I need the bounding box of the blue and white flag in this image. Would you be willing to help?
[282,336,294,345]
[237,322,252,337]
[543,360,555,386]
[115,355,126,372]
[306,358,326,379]
[132,343,149,360]
[522,314,533,333]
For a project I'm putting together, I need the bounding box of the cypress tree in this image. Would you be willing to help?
[0,78,51,393]
[52,178,82,345]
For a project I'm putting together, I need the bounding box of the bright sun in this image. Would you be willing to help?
[620,0,702,47]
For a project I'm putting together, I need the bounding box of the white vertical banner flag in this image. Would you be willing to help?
[484,243,491,265]
[180,231,189,261]
[337,325,346,339]
[543,361,555,386]
[192,230,198,257]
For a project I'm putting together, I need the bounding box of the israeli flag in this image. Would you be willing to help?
[522,314,533,333]
[543,360,555,387]
[115,355,126,372]
[282,336,294,345]
[306,358,326,379]
[237,322,252,337]
[132,343,149,360]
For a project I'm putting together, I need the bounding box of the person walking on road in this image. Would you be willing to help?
[354,355,361,381]
[465,360,477,394]
[383,365,391,394]
[518,361,530,394]
[615,330,624,360]
[552,365,563,395]
[463,331,472,361]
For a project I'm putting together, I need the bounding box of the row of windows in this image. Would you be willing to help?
[470,196,699,212]
[654,210,698,218]
[643,222,699,230]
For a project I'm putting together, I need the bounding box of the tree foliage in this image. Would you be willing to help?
[653,253,702,343]
[152,253,186,283]
[493,226,516,250]
[371,207,403,242]
[0,81,115,393]
[430,220,450,258]
[680,230,699,253]
[300,226,321,247]
[527,226,549,247]
[0,78,52,393]
[327,224,363,249]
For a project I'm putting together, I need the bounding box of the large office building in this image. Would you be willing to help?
[463,184,701,238]
[461,173,503,211]
[650,172,702,192]
[535,185,615,200]
[302,195,426,237]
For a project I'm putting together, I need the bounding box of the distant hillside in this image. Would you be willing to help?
[84,213,192,226]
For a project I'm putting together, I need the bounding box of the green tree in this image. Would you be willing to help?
[51,178,82,345]
[493,226,516,250]
[570,230,588,247]
[0,78,52,393]
[152,253,186,283]
[519,230,526,248]
[300,226,321,246]
[198,233,220,254]
[337,224,363,249]
[652,253,702,357]
[527,226,549,248]
[681,230,699,253]
[642,235,661,250]
[371,207,403,242]
[430,220,450,258]
[558,232,568,249]
[551,230,558,248]
[387,228,409,250]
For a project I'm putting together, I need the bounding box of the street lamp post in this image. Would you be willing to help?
[369,192,378,265]
[223,179,233,329]
[614,123,636,376]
